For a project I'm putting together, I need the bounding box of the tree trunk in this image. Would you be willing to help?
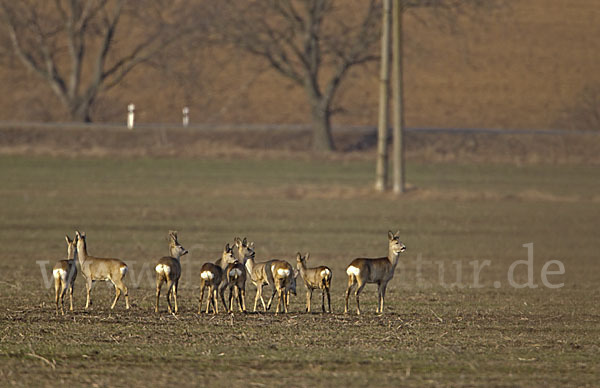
[375,0,392,191]
[392,0,405,194]
[310,101,335,152]
[69,99,93,123]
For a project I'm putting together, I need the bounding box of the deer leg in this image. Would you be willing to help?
[110,281,121,309]
[54,277,61,315]
[213,288,219,314]
[59,283,68,315]
[275,287,281,315]
[155,276,164,313]
[173,280,179,314]
[206,286,213,314]
[379,282,388,314]
[266,286,277,311]
[326,287,332,313]
[198,284,204,314]
[344,275,356,314]
[321,288,326,313]
[305,289,311,313]
[122,282,130,310]
[284,287,289,313]
[355,281,367,315]
[68,283,74,312]
[85,279,94,309]
[219,283,229,313]
[259,285,267,312]
[253,285,260,312]
[165,279,174,313]
[239,286,246,312]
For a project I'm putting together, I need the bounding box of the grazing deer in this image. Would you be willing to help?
[75,230,130,310]
[198,244,235,314]
[266,260,297,314]
[344,231,406,315]
[52,235,78,315]
[155,231,188,314]
[220,237,255,313]
[296,252,332,313]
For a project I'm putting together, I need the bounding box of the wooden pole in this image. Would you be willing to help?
[375,0,391,192]
[392,0,405,194]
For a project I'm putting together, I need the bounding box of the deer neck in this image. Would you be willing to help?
[77,242,88,266]
[388,248,401,269]
[69,250,78,265]
[245,257,255,275]
[298,262,307,277]
[169,246,181,262]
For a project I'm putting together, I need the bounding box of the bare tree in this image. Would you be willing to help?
[211,0,381,152]
[0,0,192,122]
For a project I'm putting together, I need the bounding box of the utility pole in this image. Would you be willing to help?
[392,0,405,194]
[375,0,391,192]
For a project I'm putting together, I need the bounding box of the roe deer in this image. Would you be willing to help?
[296,252,332,313]
[52,235,78,315]
[344,231,406,315]
[266,259,297,314]
[155,231,188,314]
[246,255,297,313]
[198,244,235,314]
[220,237,255,313]
[75,230,130,310]
[245,255,270,312]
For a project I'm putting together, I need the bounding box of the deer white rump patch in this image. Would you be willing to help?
[321,268,331,278]
[229,268,242,277]
[346,266,360,277]
[276,268,290,277]
[120,266,128,277]
[53,268,66,279]
[201,271,214,280]
[155,264,170,274]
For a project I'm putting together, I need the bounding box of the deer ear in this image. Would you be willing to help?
[65,235,72,244]
[296,252,302,261]
[305,252,310,261]
[388,230,394,240]
[225,243,230,251]
[249,242,255,248]
[242,237,247,245]
[395,230,400,237]
[234,237,241,246]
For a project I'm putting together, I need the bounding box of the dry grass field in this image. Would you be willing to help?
[0,130,598,386]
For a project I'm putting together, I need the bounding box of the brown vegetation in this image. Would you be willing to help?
[1,0,598,132]
[0,124,598,165]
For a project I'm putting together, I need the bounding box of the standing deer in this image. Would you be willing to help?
[344,231,406,315]
[220,237,255,313]
[246,255,297,314]
[296,252,332,313]
[52,235,78,315]
[245,255,270,312]
[266,259,297,314]
[198,244,235,314]
[75,230,130,310]
[155,231,188,314]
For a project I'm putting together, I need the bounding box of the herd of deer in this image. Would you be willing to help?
[52,230,406,316]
